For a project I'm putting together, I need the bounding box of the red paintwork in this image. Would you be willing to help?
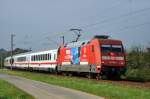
[57,48,71,63]
[57,37,126,73]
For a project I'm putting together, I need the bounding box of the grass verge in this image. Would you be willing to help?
[0,69,150,99]
[0,78,34,99]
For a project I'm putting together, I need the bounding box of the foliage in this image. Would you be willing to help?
[0,69,150,99]
[126,68,150,82]
[0,79,34,99]
[126,45,150,81]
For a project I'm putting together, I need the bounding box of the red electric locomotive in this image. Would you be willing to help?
[57,35,126,79]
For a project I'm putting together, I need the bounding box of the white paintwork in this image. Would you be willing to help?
[80,62,88,65]
[4,49,58,70]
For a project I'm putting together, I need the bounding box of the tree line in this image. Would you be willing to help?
[126,45,150,81]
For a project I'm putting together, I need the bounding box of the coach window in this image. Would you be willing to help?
[54,54,56,60]
[47,54,49,60]
[43,54,45,60]
[34,55,36,61]
[44,54,45,60]
[38,55,40,61]
[41,55,42,60]
[49,53,51,60]
[42,54,44,60]
[32,56,33,61]
[45,54,47,60]
[43,54,44,60]
[32,56,34,61]
[33,56,35,61]
[36,55,38,61]
[46,54,48,60]
[39,55,41,61]
[37,55,39,61]
[45,54,46,60]
[41,55,43,61]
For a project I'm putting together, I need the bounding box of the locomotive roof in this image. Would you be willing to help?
[65,35,110,48]
[65,40,90,48]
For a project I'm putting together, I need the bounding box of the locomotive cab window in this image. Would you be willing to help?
[112,45,123,53]
[101,44,123,53]
[101,45,111,53]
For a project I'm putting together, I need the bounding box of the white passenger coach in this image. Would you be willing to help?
[4,49,58,72]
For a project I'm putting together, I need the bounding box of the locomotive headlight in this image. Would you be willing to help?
[102,56,110,60]
[120,62,124,65]
[116,56,124,60]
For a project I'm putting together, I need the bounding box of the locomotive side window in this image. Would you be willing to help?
[92,45,94,52]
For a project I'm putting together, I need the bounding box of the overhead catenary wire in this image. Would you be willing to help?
[80,7,150,29]
[106,21,150,33]
[35,2,150,50]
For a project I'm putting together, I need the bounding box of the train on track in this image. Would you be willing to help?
[4,35,126,79]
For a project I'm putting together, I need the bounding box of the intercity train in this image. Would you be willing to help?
[4,35,126,79]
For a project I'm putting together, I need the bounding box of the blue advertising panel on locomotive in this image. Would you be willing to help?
[71,48,80,64]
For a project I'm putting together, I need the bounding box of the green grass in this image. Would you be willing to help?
[0,69,150,99]
[0,78,34,99]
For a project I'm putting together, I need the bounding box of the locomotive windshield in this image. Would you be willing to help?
[101,44,123,53]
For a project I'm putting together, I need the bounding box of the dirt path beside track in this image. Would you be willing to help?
[0,74,104,99]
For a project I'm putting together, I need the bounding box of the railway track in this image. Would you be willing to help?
[69,75,150,89]
[92,79,150,89]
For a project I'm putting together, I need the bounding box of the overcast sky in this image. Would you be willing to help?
[0,0,150,51]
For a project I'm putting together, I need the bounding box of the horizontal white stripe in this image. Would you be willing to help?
[102,56,124,60]
[115,56,124,60]
[62,62,71,65]
[80,62,88,65]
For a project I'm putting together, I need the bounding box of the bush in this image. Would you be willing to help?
[126,68,150,82]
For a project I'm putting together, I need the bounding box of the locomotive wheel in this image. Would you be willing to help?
[96,74,101,80]
[87,73,94,79]
[62,72,68,76]
[68,73,73,77]
[96,74,108,80]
